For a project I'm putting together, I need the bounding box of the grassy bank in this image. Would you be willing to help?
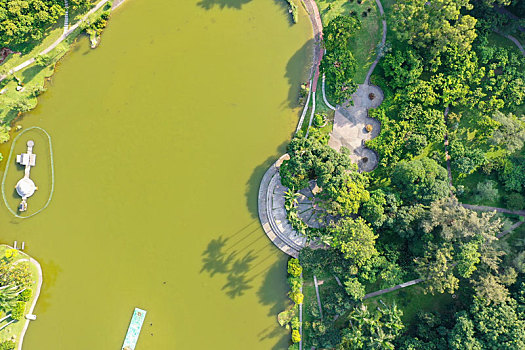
[0,2,113,146]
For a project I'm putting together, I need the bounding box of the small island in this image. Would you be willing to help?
[0,245,42,350]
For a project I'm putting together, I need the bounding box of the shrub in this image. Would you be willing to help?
[290,316,301,330]
[290,292,304,305]
[278,308,296,328]
[365,124,373,133]
[506,192,525,210]
[0,341,15,350]
[362,11,368,17]
[474,180,499,203]
[287,258,303,277]
[11,301,25,320]
[313,114,325,128]
[18,289,32,302]
[369,93,375,100]
[292,329,301,343]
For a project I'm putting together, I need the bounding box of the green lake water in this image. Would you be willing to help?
[0,0,312,348]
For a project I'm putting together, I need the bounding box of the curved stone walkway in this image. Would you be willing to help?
[258,155,306,258]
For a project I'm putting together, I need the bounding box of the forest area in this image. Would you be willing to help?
[278,0,525,348]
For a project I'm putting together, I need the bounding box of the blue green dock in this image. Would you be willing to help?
[122,308,147,350]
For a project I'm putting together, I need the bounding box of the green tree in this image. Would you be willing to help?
[391,157,449,204]
[490,111,525,154]
[326,217,378,266]
[323,15,361,52]
[322,49,358,104]
[383,49,423,89]
[392,0,477,56]
[344,277,365,301]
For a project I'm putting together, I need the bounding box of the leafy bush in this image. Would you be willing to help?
[292,329,301,343]
[313,114,326,127]
[506,192,525,210]
[18,289,32,302]
[288,258,303,277]
[290,292,304,305]
[0,341,15,350]
[473,180,499,203]
[11,301,25,320]
[278,308,296,328]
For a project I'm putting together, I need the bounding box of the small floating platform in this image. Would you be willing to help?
[122,308,147,350]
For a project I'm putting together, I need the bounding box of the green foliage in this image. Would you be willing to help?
[327,217,378,266]
[290,292,304,305]
[391,0,477,57]
[18,288,32,302]
[449,139,487,176]
[505,192,525,210]
[0,341,15,350]
[473,180,500,203]
[0,0,66,48]
[288,258,303,277]
[360,189,387,228]
[382,50,423,90]
[321,15,360,104]
[278,308,296,327]
[500,157,525,192]
[323,15,361,52]
[322,49,358,105]
[339,303,404,349]
[11,301,25,320]
[292,329,301,343]
[343,277,365,301]
[490,111,525,154]
[391,157,449,205]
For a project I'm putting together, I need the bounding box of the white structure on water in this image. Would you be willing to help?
[15,140,37,212]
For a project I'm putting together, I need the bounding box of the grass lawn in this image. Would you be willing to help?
[0,245,41,346]
[315,0,382,84]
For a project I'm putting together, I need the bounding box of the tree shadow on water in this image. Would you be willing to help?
[284,38,315,109]
[201,222,265,298]
[197,0,252,10]
[256,257,290,348]
[245,140,289,219]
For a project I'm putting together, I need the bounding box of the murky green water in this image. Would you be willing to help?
[0,0,312,348]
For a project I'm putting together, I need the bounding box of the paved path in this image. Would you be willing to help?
[302,0,324,93]
[498,220,525,239]
[328,84,383,172]
[64,0,69,33]
[313,275,323,319]
[364,278,424,300]
[327,0,387,172]
[258,155,306,258]
[460,203,525,217]
[0,0,111,83]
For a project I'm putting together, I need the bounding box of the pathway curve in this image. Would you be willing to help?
[494,29,525,57]
[327,0,387,172]
[0,0,111,83]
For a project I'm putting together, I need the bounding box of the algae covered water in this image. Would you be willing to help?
[0,0,312,348]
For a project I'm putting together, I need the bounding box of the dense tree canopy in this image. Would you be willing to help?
[391,157,449,204]
[392,0,477,56]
